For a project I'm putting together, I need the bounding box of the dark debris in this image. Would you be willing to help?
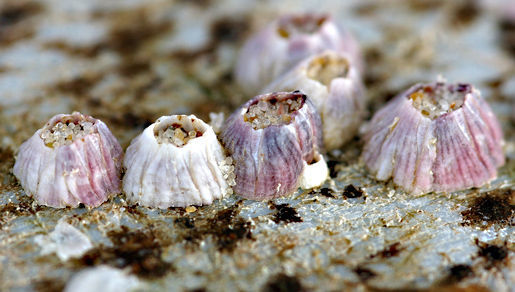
[343,184,364,199]
[211,17,250,44]
[262,273,305,292]
[319,187,335,198]
[441,264,474,284]
[77,226,174,279]
[354,266,377,282]
[0,147,17,192]
[477,242,509,269]
[447,0,480,28]
[326,160,339,178]
[461,189,514,228]
[175,203,253,252]
[270,203,303,224]
[370,242,403,259]
[0,1,42,26]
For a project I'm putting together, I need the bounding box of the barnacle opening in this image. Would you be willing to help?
[277,14,328,38]
[244,91,306,130]
[154,115,205,147]
[306,53,349,86]
[408,82,469,119]
[40,112,96,148]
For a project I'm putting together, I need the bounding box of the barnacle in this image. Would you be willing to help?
[235,13,362,96]
[264,50,366,150]
[13,112,123,208]
[123,115,233,208]
[362,82,505,194]
[220,91,328,200]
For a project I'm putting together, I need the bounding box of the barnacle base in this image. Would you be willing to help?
[299,153,329,189]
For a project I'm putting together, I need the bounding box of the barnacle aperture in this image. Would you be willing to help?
[264,51,366,150]
[220,91,328,200]
[13,112,123,208]
[123,115,233,208]
[235,13,362,96]
[362,82,505,194]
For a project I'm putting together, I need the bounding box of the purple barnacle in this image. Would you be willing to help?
[264,50,366,150]
[362,81,505,194]
[235,13,362,96]
[13,112,123,208]
[220,91,328,200]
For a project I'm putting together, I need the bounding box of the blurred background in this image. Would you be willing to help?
[0,0,513,291]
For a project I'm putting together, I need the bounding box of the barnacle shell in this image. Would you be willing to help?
[235,13,362,96]
[362,82,505,194]
[123,115,232,208]
[13,112,123,208]
[264,50,366,150]
[220,91,328,200]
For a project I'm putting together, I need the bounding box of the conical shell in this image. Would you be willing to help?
[220,91,328,200]
[362,82,505,194]
[13,112,123,208]
[123,115,231,208]
[235,13,362,96]
[264,50,366,150]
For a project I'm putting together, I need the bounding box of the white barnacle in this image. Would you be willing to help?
[264,50,366,150]
[122,114,232,208]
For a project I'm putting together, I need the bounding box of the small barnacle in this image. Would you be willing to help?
[362,81,505,194]
[235,13,362,96]
[264,50,366,150]
[123,115,232,208]
[13,112,123,208]
[220,91,328,200]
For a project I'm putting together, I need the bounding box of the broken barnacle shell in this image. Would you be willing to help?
[123,114,233,208]
[362,82,505,194]
[13,112,123,208]
[264,50,366,150]
[235,13,362,96]
[220,91,328,200]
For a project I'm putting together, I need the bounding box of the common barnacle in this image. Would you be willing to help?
[123,114,233,208]
[235,13,362,96]
[362,81,505,194]
[13,112,123,208]
[264,50,366,150]
[220,91,328,200]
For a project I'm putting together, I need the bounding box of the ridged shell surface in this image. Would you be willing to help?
[264,50,366,150]
[220,91,326,200]
[13,112,123,208]
[362,82,505,194]
[123,115,230,208]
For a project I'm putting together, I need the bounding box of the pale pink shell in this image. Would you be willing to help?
[362,82,505,194]
[220,91,325,200]
[13,112,123,208]
[235,13,362,96]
